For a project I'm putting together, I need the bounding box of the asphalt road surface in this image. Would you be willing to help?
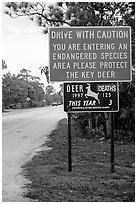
[2,106,67,202]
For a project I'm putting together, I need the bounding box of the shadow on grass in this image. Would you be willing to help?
[22,119,135,202]
[2,109,11,113]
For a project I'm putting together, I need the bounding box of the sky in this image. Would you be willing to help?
[2,2,60,91]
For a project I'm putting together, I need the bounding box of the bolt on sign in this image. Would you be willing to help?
[64,82,119,112]
[49,26,131,82]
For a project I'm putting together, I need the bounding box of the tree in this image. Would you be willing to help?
[2,60,7,70]
[45,85,55,95]
[39,66,49,83]
[17,68,31,81]
[4,2,135,29]
[2,60,8,111]
[2,73,26,108]
[115,71,135,140]
[2,69,45,109]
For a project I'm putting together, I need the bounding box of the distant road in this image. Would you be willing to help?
[2,106,67,202]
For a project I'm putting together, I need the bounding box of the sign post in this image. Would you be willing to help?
[111,112,115,173]
[68,112,72,172]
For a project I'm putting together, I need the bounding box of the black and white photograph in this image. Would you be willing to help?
[2,1,135,202]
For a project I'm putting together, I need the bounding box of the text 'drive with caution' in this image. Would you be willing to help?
[49,27,131,82]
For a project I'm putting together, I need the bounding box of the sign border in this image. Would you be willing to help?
[49,26,132,83]
[63,82,119,113]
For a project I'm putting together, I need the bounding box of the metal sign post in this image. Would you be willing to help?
[68,112,72,172]
[111,112,115,173]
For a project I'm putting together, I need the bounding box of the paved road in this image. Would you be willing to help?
[2,106,67,202]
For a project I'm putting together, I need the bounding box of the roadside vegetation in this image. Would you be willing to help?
[2,67,63,110]
[22,118,135,202]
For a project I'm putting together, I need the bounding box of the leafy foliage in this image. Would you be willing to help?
[115,71,135,139]
[39,66,49,83]
[2,60,8,70]
[45,85,55,94]
[2,69,45,109]
[2,67,63,109]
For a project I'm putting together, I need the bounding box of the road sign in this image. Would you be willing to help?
[64,82,119,112]
[26,97,30,102]
[49,26,131,82]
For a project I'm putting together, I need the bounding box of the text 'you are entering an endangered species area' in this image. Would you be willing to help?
[49,27,131,82]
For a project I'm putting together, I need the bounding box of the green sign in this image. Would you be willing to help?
[49,26,131,82]
[64,82,119,112]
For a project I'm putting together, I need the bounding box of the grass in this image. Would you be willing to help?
[22,118,135,202]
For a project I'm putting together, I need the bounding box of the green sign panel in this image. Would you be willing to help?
[49,26,131,82]
[64,82,119,112]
